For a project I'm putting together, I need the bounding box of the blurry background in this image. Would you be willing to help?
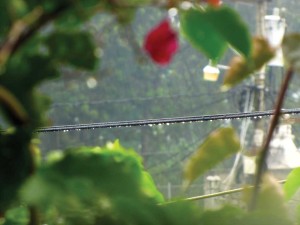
[38,0,300,202]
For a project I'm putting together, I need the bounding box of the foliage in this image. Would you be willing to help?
[1,0,300,225]
[21,141,165,224]
[180,6,251,62]
[183,127,240,187]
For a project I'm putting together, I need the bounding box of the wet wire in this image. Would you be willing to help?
[36,108,300,133]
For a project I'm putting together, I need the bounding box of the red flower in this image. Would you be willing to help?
[204,0,222,7]
[143,19,179,66]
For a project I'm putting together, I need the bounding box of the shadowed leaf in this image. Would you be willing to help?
[282,33,300,74]
[222,37,275,90]
[183,127,240,187]
[45,31,98,70]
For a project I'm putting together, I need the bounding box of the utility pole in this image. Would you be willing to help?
[253,0,267,153]
[243,0,267,184]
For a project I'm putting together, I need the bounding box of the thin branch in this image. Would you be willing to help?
[159,180,286,205]
[10,3,69,55]
[28,206,39,225]
[0,3,69,68]
[0,7,43,68]
[249,67,294,211]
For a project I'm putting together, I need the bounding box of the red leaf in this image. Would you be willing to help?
[143,19,179,66]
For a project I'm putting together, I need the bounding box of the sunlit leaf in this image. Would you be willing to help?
[45,31,98,70]
[183,127,240,187]
[180,6,251,61]
[282,33,300,74]
[222,37,275,90]
[283,167,300,200]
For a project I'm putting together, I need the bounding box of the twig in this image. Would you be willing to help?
[0,3,69,68]
[249,67,294,210]
[28,206,39,225]
[159,180,286,205]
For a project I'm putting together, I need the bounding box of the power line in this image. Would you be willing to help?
[51,91,233,107]
[36,108,300,133]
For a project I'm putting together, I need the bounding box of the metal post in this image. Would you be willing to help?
[167,182,172,200]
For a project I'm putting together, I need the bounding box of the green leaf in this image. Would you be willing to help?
[200,205,245,225]
[0,131,33,213]
[282,33,300,74]
[161,201,203,225]
[283,167,300,200]
[205,6,252,58]
[180,6,252,61]
[0,53,57,127]
[2,206,28,225]
[180,8,226,61]
[45,31,98,70]
[22,141,164,224]
[183,127,240,187]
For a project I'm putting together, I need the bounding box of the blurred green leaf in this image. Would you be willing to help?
[0,131,33,213]
[161,201,203,225]
[205,6,252,58]
[2,206,28,225]
[180,6,251,61]
[45,31,98,70]
[183,127,240,187]
[283,167,300,200]
[0,53,57,127]
[222,37,275,90]
[22,141,164,224]
[180,8,226,61]
[282,33,300,74]
[200,205,245,225]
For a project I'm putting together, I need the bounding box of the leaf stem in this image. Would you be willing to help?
[28,206,39,225]
[0,3,69,68]
[249,67,294,210]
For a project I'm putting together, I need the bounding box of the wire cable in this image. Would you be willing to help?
[36,108,300,133]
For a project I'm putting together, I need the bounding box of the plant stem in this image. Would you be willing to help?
[28,206,39,225]
[249,67,294,211]
[0,3,69,67]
